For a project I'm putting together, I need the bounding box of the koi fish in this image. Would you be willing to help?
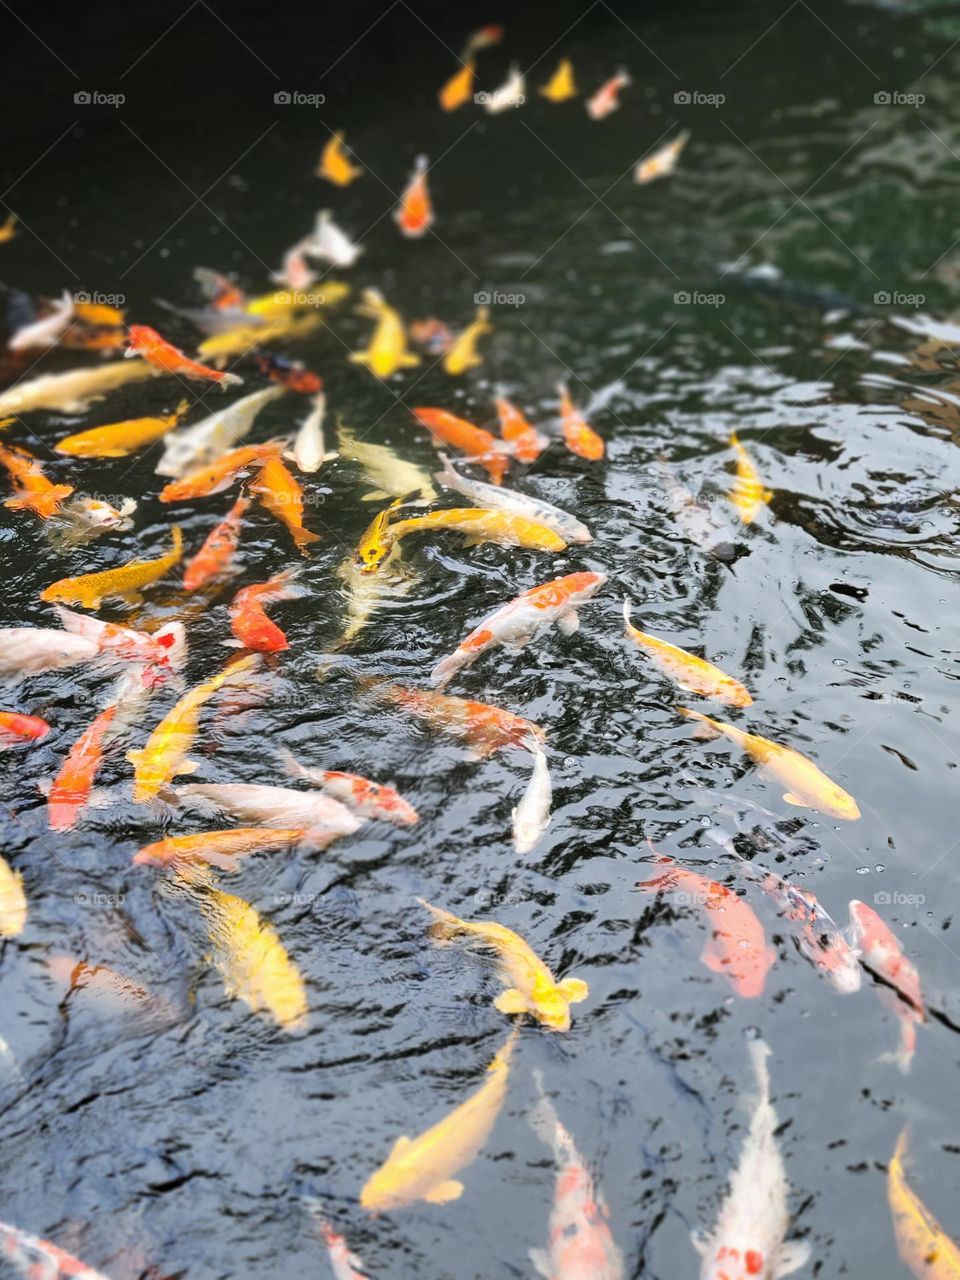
[246,285,349,320]
[8,290,74,351]
[484,64,526,113]
[159,441,285,502]
[351,288,420,378]
[288,391,334,473]
[540,58,577,103]
[48,495,138,548]
[636,854,775,998]
[373,681,545,757]
[280,748,419,825]
[275,238,319,292]
[887,1129,960,1278]
[128,653,259,801]
[847,900,925,1072]
[254,350,323,395]
[303,210,363,268]
[443,307,493,376]
[431,570,606,688]
[249,454,321,554]
[586,70,630,120]
[440,58,476,111]
[0,438,74,518]
[74,299,125,327]
[133,827,303,871]
[513,743,552,855]
[196,312,325,361]
[558,384,604,460]
[360,1031,517,1211]
[229,569,304,652]
[0,711,50,748]
[55,398,190,457]
[0,1220,112,1280]
[678,708,861,820]
[467,24,504,52]
[338,423,437,503]
[692,1038,810,1279]
[729,432,772,524]
[356,504,566,574]
[46,954,154,1012]
[309,1208,372,1280]
[0,626,99,677]
[434,453,591,542]
[40,526,184,608]
[318,132,362,186]
[623,599,752,706]
[494,393,549,463]
[0,856,27,936]
[332,547,421,652]
[46,703,118,831]
[183,494,250,591]
[654,460,737,561]
[156,384,286,478]
[174,782,361,845]
[126,324,242,388]
[0,213,17,243]
[412,406,511,484]
[394,155,434,239]
[0,358,159,416]
[52,606,185,671]
[529,1071,624,1279]
[635,130,690,184]
[420,899,588,1029]
[410,317,456,355]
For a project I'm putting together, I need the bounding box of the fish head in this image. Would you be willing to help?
[823,786,861,821]
[531,980,572,1031]
[355,504,397,573]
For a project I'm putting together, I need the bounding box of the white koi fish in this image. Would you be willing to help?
[847,900,925,1072]
[156,384,286,477]
[8,290,74,352]
[435,453,591,543]
[175,782,361,845]
[512,743,552,855]
[53,606,186,672]
[0,359,159,415]
[287,390,334,474]
[0,626,99,678]
[304,210,363,268]
[484,63,526,113]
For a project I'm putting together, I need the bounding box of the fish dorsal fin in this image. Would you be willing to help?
[773,1240,812,1277]
[389,1134,413,1159]
[423,1178,463,1204]
[690,1229,711,1257]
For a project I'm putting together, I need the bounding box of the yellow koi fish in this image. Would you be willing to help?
[623,599,752,707]
[55,399,191,458]
[0,855,26,937]
[729,431,772,524]
[244,283,349,318]
[350,288,420,378]
[356,505,566,574]
[443,307,493,376]
[420,900,588,1030]
[888,1128,960,1279]
[679,707,861,819]
[40,525,184,608]
[0,359,159,416]
[540,58,577,102]
[197,313,325,362]
[317,132,362,186]
[0,212,18,243]
[361,1031,517,1211]
[128,652,259,802]
[337,422,437,503]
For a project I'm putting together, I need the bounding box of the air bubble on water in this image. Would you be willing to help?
[699,814,712,827]
[744,1025,761,1041]
[856,865,869,875]
[833,658,847,666]
[564,757,576,767]
[875,864,885,873]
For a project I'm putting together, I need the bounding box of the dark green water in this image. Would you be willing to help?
[0,1,959,1276]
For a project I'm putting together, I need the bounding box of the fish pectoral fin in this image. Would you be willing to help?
[699,941,728,974]
[389,1134,413,1159]
[558,609,580,636]
[423,1178,463,1204]
[494,987,528,1015]
[690,1229,711,1257]
[529,1247,551,1277]
[174,759,201,776]
[120,590,145,605]
[126,749,143,767]
[781,792,810,808]
[460,535,491,549]
[557,977,589,1004]
[773,1240,812,1277]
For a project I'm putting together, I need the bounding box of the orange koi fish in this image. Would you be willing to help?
[282,748,419,825]
[0,436,74,518]
[133,827,303,871]
[183,494,250,591]
[412,406,511,484]
[558,384,604,460]
[847,899,925,1072]
[159,441,284,502]
[47,703,118,831]
[586,70,631,120]
[229,568,304,651]
[495,393,549,463]
[440,58,476,111]
[55,398,190,458]
[0,213,18,243]
[40,526,183,608]
[635,130,690,184]
[248,455,321,555]
[395,155,434,238]
[0,711,50,748]
[317,132,362,186]
[126,323,243,389]
[0,1220,112,1280]
[374,682,545,758]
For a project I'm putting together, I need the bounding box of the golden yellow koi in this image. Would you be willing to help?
[197,313,325,362]
[443,307,492,376]
[337,422,437,503]
[317,132,362,186]
[623,599,752,707]
[0,855,26,936]
[0,359,159,416]
[729,431,772,524]
[128,652,259,802]
[540,58,577,102]
[356,505,566,574]
[419,900,588,1031]
[244,283,349,318]
[678,707,861,819]
[55,399,190,458]
[360,1031,517,1211]
[350,288,420,378]
[0,213,17,243]
[888,1128,960,1279]
[40,526,184,608]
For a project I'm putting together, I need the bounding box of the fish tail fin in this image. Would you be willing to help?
[434,452,460,489]
[893,1125,910,1166]
[729,430,741,447]
[748,1035,772,1107]
[528,1071,563,1152]
[429,648,469,690]
[170,524,184,557]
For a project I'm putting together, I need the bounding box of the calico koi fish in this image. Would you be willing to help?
[431,571,606,688]
[443,308,492,376]
[540,59,577,103]
[317,132,362,186]
[623,599,752,706]
[183,494,250,591]
[887,1129,960,1279]
[46,703,118,831]
[483,64,526,113]
[635,130,690,184]
[40,526,184,608]
[373,682,545,757]
[558,384,604,460]
[48,496,137,548]
[586,70,630,120]
[229,569,304,651]
[847,899,925,1072]
[356,504,566,574]
[52,606,185,671]
[0,359,158,416]
[249,454,321,554]
[512,743,552,855]
[434,453,591,542]
[412,406,511,484]
[494,393,549,463]
[729,432,772,524]
[0,437,74,518]
[280,748,419,825]
[0,711,50,748]
[126,324,243,388]
[156,384,286,478]
[159,441,285,502]
[351,289,420,378]
[0,856,27,936]
[55,398,190,457]
[174,782,361,845]
[338,423,437,503]
[0,1220,112,1280]
[394,155,434,238]
[133,827,303,871]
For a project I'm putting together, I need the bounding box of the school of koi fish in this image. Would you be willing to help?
[0,16,952,1280]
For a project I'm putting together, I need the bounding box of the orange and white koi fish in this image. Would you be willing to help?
[0,359,159,416]
[175,782,361,845]
[847,900,925,1072]
[55,398,190,457]
[636,854,775,998]
[351,288,420,378]
[0,711,50,748]
[494,393,549,462]
[483,64,526,113]
[888,1129,960,1279]
[361,1031,517,1211]
[678,708,861,820]
[0,213,18,243]
[125,324,243,388]
[0,437,74,518]
[0,856,27,936]
[183,494,250,591]
[692,1038,810,1280]
[623,599,752,706]
[540,59,577,103]
[440,57,476,111]
[281,748,419,826]
[413,406,511,484]
[8,290,74,352]
[586,70,630,120]
[156,385,286,478]
[40,526,184,608]
[529,1071,624,1279]
[0,625,99,677]
[394,155,434,239]
[249,455,321,555]
[635,129,690,184]
[46,703,118,831]
[128,653,259,802]
[373,682,545,757]
[308,1206,372,1280]
[420,899,587,1029]
[46,954,154,1014]
[356,504,565,574]
[48,495,137,548]
[513,742,552,854]
[133,827,303,871]
[431,571,606,688]
[434,454,591,543]
[159,441,285,502]
[0,1219,112,1280]
[229,569,304,652]
[317,132,362,186]
[272,239,316,293]
[558,384,604,460]
[443,308,493,376]
[729,432,772,525]
[52,606,185,671]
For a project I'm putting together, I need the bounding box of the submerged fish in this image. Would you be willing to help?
[635,130,690,184]
[308,1206,372,1280]
[126,323,242,388]
[338,423,436,503]
[356,504,565,574]
[0,711,50,749]
[373,682,545,758]
[558,384,604,460]
[55,399,190,457]
[0,359,159,415]
[443,307,492,376]
[134,827,303,871]
[47,495,138,548]
[229,569,305,652]
[47,702,118,831]
[586,70,630,120]
[434,453,590,542]
[52,607,185,671]
[0,437,74,518]
[249,454,321,555]
[494,393,549,463]
[303,210,363,268]
[887,1129,960,1279]
[0,1220,112,1280]
[394,154,434,239]
[183,494,250,592]
[7,290,73,352]
[287,390,334,474]
[512,742,552,855]
[654,460,737,561]
[333,548,420,650]
[0,627,99,678]
[623,599,752,706]
[847,899,925,1072]
[281,749,418,825]
[318,131,362,186]
[350,289,420,378]
[413,406,510,485]
[40,526,184,608]
[540,58,577,103]
[156,384,286,478]
[483,63,526,114]
[729,433,772,525]
[440,57,476,111]
[0,856,27,937]
[159,441,285,502]
[175,782,361,845]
